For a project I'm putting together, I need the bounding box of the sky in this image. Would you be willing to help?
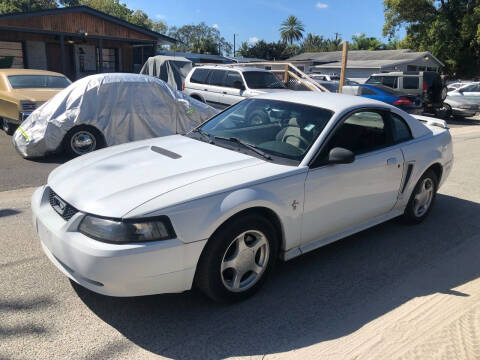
[123,0,404,49]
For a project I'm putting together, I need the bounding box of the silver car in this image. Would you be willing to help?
[443,96,480,118]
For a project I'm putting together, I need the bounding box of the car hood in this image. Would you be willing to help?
[248,88,290,95]
[10,89,62,102]
[48,135,264,217]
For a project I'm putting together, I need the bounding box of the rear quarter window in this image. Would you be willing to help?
[390,114,412,143]
[403,77,419,90]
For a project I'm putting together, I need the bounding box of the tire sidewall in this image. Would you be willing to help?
[404,170,438,224]
[196,215,279,302]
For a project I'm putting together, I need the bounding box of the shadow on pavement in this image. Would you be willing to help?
[25,153,70,164]
[73,194,480,359]
[0,209,21,218]
[447,117,480,126]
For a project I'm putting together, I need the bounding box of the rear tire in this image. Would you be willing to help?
[402,169,438,224]
[195,215,279,303]
[442,103,452,119]
[1,118,15,135]
[64,126,104,157]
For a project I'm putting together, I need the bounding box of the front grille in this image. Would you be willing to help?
[21,102,36,111]
[48,188,78,221]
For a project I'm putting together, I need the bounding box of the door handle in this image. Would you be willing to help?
[203,89,208,91]
[222,91,227,94]
[387,157,398,165]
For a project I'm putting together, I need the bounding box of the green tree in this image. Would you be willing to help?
[129,9,167,34]
[168,22,232,55]
[279,15,305,45]
[350,33,384,50]
[383,0,480,77]
[238,40,300,60]
[0,0,57,13]
[301,33,326,52]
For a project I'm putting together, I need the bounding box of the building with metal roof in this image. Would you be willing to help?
[287,49,444,82]
[0,6,178,79]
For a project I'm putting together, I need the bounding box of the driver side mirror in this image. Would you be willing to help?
[233,80,245,90]
[328,147,355,165]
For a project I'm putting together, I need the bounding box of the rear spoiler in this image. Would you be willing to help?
[412,115,449,130]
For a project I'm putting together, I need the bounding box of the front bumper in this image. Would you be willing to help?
[32,186,206,297]
[451,108,477,117]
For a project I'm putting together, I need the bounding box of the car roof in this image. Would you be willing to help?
[0,69,66,77]
[253,91,393,112]
[194,65,270,73]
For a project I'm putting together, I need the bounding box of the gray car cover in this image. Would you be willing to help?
[13,73,218,158]
[139,56,192,91]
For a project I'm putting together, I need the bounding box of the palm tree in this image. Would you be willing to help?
[279,15,305,45]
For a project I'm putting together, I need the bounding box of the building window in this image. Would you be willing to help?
[97,48,116,72]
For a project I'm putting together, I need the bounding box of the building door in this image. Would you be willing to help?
[46,43,74,78]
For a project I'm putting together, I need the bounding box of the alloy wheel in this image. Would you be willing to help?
[220,230,270,292]
[413,177,434,217]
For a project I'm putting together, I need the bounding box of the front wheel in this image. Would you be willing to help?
[402,169,438,224]
[195,215,279,302]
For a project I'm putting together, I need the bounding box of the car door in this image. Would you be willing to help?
[219,70,245,106]
[204,69,227,108]
[301,110,404,247]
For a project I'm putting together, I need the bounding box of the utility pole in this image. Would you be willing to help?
[339,41,349,93]
[233,34,237,57]
[334,32,341,41]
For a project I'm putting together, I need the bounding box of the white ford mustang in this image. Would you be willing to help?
[32,92,453,302]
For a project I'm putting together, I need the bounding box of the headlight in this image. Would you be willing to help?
[78,215,176,243]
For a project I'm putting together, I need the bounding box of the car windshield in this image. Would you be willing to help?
[243,72,286,89]
[192,98,333,163]
[7,75,71,89]
[315,81,339,92]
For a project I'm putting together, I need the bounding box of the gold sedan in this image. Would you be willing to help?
[0,69,71,134]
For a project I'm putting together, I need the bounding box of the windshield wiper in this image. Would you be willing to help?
[191,128,213,143]
[213,136,272,160]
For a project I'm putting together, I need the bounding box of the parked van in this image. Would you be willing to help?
[183,65,289,109]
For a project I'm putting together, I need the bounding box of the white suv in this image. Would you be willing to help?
[183,65,289,108]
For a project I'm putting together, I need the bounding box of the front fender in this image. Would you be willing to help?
[136,174,306,252]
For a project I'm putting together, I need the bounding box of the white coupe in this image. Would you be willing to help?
[32,92,453,302]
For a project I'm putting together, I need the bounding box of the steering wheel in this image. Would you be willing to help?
[282,134,310,150]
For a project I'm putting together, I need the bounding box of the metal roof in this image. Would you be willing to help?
[288,49,444,67]
[312,59,421,69]
[156,50,235,63]
[0,6,178,44]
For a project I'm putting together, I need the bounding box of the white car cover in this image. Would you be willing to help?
[13,73,218,158]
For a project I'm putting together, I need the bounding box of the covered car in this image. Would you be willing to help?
[13,73,218,158]
[139,55,192,91]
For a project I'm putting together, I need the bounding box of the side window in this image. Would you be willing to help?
[327,111,388,155]
[224,71,244,88]
[390,114,412,143]
[359,87,377,95]
[190,68,210,84]
[208,69,226,86]
[403,77,419,89]
[382,76,397,88]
